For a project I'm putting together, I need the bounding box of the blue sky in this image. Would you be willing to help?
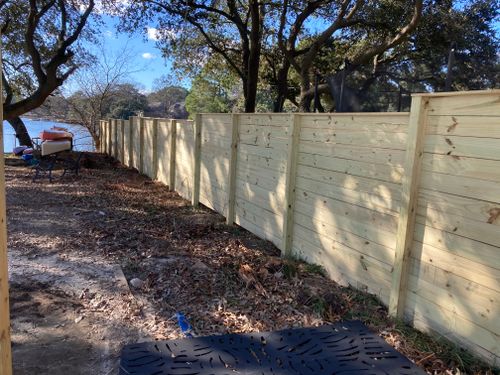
[95,15,179,93]
[91,8,499,94]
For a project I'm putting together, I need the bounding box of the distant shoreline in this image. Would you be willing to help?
[22,115,83,127]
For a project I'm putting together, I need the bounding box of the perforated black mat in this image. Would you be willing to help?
[120,320,425,374]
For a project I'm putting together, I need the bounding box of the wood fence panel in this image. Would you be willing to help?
[123,120,131,167]
[116,120,124,163]
[199,114,232,216]
[405,91,500,365]
[175,120,195,201]
[156,119,172,186]
[234,114,291,250]
[99,89,500,365]
[291,113,409,305]
[130,117,141,171]
[142,118,156,178]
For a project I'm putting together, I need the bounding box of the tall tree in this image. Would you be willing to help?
[64,43,142,148]
[120,0,265,113]
[1,0,95,146]
[277,0,423,111]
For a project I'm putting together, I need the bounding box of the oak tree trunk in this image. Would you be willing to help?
[7,117,33,148]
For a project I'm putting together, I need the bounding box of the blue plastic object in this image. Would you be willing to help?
[22,154,33,161]
[175,312,194,337]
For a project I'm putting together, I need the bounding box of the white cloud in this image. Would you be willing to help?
[147,27,160,41]
[142,52,155,59]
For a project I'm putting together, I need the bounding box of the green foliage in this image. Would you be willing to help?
[185,75,233,117]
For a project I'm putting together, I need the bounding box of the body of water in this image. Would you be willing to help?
[3,118,95,153]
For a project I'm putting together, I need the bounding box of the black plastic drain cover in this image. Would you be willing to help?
[120,320,425,374]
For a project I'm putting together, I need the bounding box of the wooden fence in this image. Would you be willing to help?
[100,90,500,365]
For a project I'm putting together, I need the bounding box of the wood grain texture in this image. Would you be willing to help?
[282,114,301,256]
[226,114,240,224]
[0,39,13,374]
[389,96,429,318]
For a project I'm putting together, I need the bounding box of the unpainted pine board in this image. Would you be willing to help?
[235,198,284,231]
[420,169,500,204]
[299,113,409,132]
[238,113,291,128]
[238,143,288,161]
[0,46,13,375]
[293,222,394,268]
[426,115,500,138]
[414,222,500,270]
[116,119,123,162]
[199,191,226,216]
[424,134,500,160]
[389,96,429,318]
[291,233,391,304]
[236,168,286,194]
[294,189,399,235]
[410,257,499,314]
[131,117,141,170]
[239,134,289,150]
[201,131,232,146]
[295,177,401,214]
[426,92,500,116]
[238,151,287,173]
[291,238,393,298]
[404,292,499,358]
[417,189,500,226]
[294,203,397,250]
[199,169,228,193]
[293,216,395,266]
[299,141,406,166]
[235,180,285,214]
[142,118,156,178]
[234,211,283,248]
[192,114,202,206]
[296,164,402,202]
[239,124,289,139]
[406,309,499,365]
[282,114,301,255]
[411,239,499,290]
[200,145,231,161]
[156,119,172,186]
[299,128,408,150]
[422,153,500,182]
[408,263,499,335]
[416,208,500,248]
[298,153,404,184]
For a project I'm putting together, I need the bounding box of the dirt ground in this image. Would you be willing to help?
[5,154,495,374]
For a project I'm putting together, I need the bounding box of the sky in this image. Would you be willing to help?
[79,5,500,94]
[93,15,180,93]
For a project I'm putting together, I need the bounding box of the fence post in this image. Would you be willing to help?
[99,120,104,153]
[114,119,119,160]
[192,114,202,206]
[152,119,159,180]
[107,119,112,156]
[121,119,125,164]
[282,113,301,257]
[169,120,177,191]
[128,117,134,167]
[389,95,429,318]
[139,117,145,174]
[226,114,240,225]
[0,34,13,375]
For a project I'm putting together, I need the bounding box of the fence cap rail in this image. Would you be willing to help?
[197,112,411,116]
[411,89,500,97]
